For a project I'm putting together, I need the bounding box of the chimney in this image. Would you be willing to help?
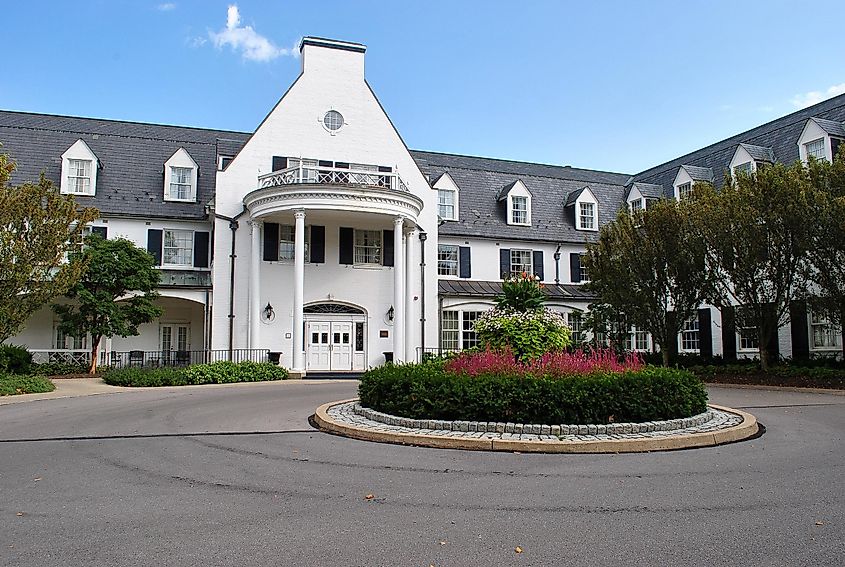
[300,37,366,82]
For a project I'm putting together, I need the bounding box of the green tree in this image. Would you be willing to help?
[804,150,845,357]
[53,236,163,373]
[583,198,713,366]
[693,161,816,370]
[0,150,98,343]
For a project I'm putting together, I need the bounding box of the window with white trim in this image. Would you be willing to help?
[438,189,457,220]
[462,311,482,349]
[579,202,596,229]
[510,249,532,278]
[579,254,590,283]
[568,312,583,344]
[681,318,700,351]
[163,229,194,267]
[733,162,754,177]
[353,230,382,265]
[56,327,86,350]
[629,199,643,213]
[437,244,458,276]
[625,327,650,351]
[511,195,529,225]
[278,225,311,262]
[168,167,194,201]
[66,159,93,195]
[805,138,826,161]
[441,311,459,351]
[738,326,758,351]
[677,182,692,200]
[811,311,841,349]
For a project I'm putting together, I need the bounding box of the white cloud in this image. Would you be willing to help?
[791,83,845,109]
[208,4,294,62]
[156,3,176,11]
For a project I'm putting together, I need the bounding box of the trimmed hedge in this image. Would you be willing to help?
[358,362,708,425]
[31,362,90,376]
[103,361,288,387]
[0,345,33,375]
[0,374,55,396]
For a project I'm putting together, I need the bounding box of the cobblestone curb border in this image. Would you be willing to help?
[314,399,759,453]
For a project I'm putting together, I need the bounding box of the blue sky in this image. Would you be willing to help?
[2,1,844,174]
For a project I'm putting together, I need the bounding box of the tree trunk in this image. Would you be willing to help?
[661,348,670,368]
[89,337,101,374]
[759,342,769,372]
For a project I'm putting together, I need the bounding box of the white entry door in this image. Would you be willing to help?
[307,321,331,371]
[330,321,353,371]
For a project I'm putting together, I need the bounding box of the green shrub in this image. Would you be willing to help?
[358,362,707,425]
[475,308,571,361]
[31,362,89,376]
[0,374,55,396]
[0,345,33,375]
[102,361,288,387]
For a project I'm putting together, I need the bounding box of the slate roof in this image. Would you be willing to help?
[0,110,249,220]
[627,182,664,200]
[738,143,775,163]
[411,150,631,244]
[439,279,595,300]
[633,93,845,196]
[811,117,845,137]
[681,165,714,182]
[564,187,586,207]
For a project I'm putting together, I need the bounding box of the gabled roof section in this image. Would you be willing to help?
[680,165,713,182]
[627,182,663,200]
[738,143,775,163]
[564,187,586,207]
[810,117,845,137]
[496,180,524,201]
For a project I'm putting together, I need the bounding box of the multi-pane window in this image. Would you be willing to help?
[437,244,459,276]
[67,159,92,194]
[169,167,193,200]
[733,162,754,177]
[630,199,643,213]
[441,311,459,351]
[579,202,595,229]
[56,327,84,350]
[811,312,841,349]
[438,189,456,220]
[163,229,193,267]
[355,322,365,352]
[738,327,758,350]
[681,318,700,351]
[805,138,826,160]
[512,196,528,224]
[353,230,382,265]
[278,225,310,262]
[462,311,482,349]
[678,182,692,200]
[568,312,583,344]
[625,327,650,351]
[579,254,590,283]
[510,249,532,278]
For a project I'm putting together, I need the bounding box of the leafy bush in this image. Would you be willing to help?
[495,273,547,311]
[475,308,571,361]
[690,363,845,381]
[0,345,33,375]
[359,362,708,425]
[31,362,89,376]
[0,374,55,396]
[446,348,644,377]
[102,361,288,387]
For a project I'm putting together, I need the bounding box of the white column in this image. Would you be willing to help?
[249,220,262,350]
[292,210,306,372]
[393,217,405,363]
[405,228,415,362]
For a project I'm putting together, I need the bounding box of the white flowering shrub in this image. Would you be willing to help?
[475,306,571,361]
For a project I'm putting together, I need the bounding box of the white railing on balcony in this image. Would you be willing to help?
[258,164,410,192]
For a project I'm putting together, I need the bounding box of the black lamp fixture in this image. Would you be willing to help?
[263,302,275,321]
[387,305,395,321]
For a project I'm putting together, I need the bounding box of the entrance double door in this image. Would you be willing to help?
[306,321,353,371]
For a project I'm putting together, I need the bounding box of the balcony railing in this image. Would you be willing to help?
[258,164,410,193]
[30,349,271,369]
[159,270,212,288]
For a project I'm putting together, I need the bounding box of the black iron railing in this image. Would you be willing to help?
[107,349,270,368]
[416,347,460,362]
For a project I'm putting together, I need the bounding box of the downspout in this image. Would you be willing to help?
[419,231,427,361]
[554,243,562,285]
[214,207,248,357]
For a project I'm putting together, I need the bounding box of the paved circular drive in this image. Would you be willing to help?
[315,399,758,452]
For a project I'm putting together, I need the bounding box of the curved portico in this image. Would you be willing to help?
[242,163,424,373]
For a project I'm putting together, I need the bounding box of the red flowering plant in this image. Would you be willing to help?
[445,347,644,378]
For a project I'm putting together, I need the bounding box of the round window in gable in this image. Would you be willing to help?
[323,110,344,132]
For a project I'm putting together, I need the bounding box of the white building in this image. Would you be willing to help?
[2,37,843,372]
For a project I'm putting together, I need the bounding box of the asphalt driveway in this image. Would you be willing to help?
[1,381,842,567]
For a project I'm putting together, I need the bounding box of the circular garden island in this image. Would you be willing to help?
[317,275,757,452]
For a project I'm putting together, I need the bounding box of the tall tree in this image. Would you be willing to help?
[693,161,816,370]
[583,198,713,366]
[0,150,98,343]
[53,236,163,373]
[804,150,845,357]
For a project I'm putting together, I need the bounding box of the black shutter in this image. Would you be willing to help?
[147,229,162,266]
[532,250,544,281]
[570,253,581,283]
[459,246,471,278]
[263,222,279,261]
[193,231,210,268]
[91,226,107,239]
[383,230,394,267]
[339,227,354,265]
[698,308,713,359]
[765,303,779,361]
[310,225,325,263]
[789,301,810,361]
[271,156,286,172]
[499,249,510,279]
[721,306,737,361]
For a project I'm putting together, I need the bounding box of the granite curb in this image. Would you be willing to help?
[313,399,759,453]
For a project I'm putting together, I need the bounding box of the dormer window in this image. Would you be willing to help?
[678,183,691,199]
[512,196,529,224]
[431,172,460,221]
[733,162,754,177]
[798,118,845,163]
[498,180,532,226]
[565,186,599,231]
[60,139,99,196]
[164,148,198,202]
[805,138,825,160]
[629,198,643,213]
[579,202,596,229]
